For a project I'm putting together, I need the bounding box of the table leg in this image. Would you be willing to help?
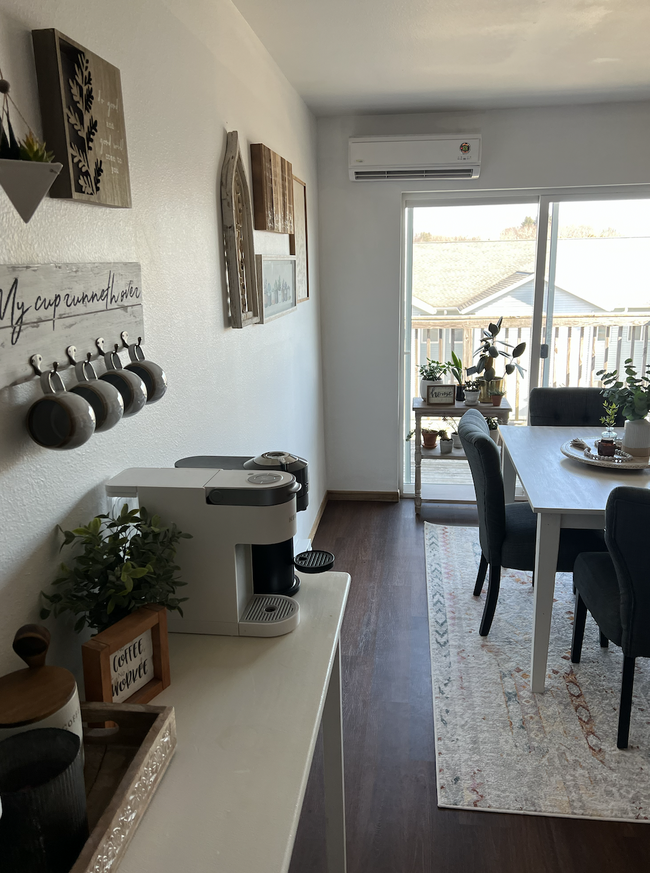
[322,641,346,873]
[501,443,516,505]
[414,413,422,515]
[531,513,561,693]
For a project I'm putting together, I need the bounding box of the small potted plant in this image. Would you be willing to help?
[421,427,440,449]
[438,429,453,454]
[463,379,481,406]
[597,401,619,457]
[490,388,505,407]
[418,359,451,400]
[448,351,465,401]
[443,417,462,449]
[598,360,650,457]
[485,416,500,442]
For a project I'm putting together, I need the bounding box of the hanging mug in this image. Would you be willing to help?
[97,340,147,418]
[67,347,124,433]
[121,333,167,404]
[27,357,96,450]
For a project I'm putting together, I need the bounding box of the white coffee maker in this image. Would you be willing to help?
[106,466,303,637]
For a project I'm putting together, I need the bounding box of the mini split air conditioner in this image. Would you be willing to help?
[348,134,481,181]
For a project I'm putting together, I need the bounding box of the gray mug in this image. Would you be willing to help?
[125,339,167,404]
[27,362,96,450]
[68,351,124,433]
[99,348,147,417]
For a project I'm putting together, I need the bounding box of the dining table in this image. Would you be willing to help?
[499,425,650,693]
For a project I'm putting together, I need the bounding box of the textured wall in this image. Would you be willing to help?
[318,104,650,493]
[0,0,322,677]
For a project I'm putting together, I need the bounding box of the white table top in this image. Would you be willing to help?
[118,571,350,873]
[500,426,650,515]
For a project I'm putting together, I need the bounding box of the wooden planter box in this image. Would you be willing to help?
[72,701,176,873]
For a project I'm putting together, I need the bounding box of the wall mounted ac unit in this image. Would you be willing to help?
[348,134,481,181]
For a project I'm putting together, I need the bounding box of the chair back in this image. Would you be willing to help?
[458,409,506,562]
[605,486,650,658]
[529,387,625,427]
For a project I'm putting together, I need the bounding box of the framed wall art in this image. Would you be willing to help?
[250,143,294,233]
[289,176,309,302]
[32,29,131,208]
[255,255,297,323]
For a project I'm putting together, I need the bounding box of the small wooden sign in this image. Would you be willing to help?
[427,384,456,404]
[250,143,294,233]
[82,605,170,706]
[32,29,131,208]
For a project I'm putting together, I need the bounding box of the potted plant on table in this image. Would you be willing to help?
[485,416,500,442]
[467,317,527,402]
[463,379,482,406]
[418,359,451,401]
[448,351,465,401]
[598,360,650,457]
[421,427,442,449]
[443,417,462,449]
[438,429,453,454]
[41,504,191,704]
[490,388,505,407]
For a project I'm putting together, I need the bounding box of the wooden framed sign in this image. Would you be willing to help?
[32,29,131,207]
[427,384,456,404]
[81,604,170,705]
[250,143,294,233]
[289,176,309,302]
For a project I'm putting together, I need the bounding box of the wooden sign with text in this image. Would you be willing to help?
[0,262,144,388]
[32,29,131,208]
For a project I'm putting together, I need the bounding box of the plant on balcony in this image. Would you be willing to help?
[467,317,527,383]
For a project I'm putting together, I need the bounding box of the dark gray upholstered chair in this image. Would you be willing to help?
[458,408,608,636]
[529,387,625,427]
[571,487,650,749]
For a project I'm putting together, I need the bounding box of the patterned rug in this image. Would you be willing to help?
[425,522,650,821]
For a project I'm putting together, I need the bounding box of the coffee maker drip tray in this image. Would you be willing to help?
[239,594,300,637]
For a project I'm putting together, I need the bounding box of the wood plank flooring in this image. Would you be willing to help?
[288,499,649,873]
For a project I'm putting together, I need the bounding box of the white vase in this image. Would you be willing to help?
[622,418,650,457]
[452,432,462,449]
[440,439,453,454]
[419,378,442,401]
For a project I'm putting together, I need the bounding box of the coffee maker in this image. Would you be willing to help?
[105,465,304,637]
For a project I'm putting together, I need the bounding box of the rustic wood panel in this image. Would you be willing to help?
[0,262,143,388]
[250,142,294,233]
[32,29,131,208]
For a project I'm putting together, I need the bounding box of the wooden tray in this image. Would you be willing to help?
[72,701,176,873]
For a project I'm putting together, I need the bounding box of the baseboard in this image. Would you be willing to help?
[308,492,329,541]
[327,490,400,503]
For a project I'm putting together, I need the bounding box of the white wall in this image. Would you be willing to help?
[317,103,650,492]
[0,0,322,676]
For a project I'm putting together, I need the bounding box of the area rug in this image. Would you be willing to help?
[425,522,650,821]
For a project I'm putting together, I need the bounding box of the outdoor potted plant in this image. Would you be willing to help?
[598,359,650,457]
[418,359,451,400]
[421,427,441,449]
[0,75,62,222]
[463,379,481,406]
[467,317,527,402]
[490,388,505,407]
[41,504,191,704]
[485,416,500,442]
[438,429,453,454]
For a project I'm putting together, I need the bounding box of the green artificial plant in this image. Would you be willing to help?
[598,360,650,421]
[41,504,191,633]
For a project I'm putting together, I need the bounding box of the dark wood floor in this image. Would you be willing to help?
[288,499,649,873]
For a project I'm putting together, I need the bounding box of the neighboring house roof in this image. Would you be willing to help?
[413,237,650,314]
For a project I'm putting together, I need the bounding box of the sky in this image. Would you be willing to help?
[413,199,650,240]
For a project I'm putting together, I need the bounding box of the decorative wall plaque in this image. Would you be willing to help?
[289,175,309,301]
[32,29,131,207]
[250,143,294,233]
[221,131,259,328]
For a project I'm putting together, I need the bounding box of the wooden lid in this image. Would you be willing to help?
[0,625,77,727]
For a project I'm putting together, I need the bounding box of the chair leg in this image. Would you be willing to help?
[479,563,501,637]
[571,592,587,664]
[600,631,609,648]
[617,656,636,750]
[473,554,488,597]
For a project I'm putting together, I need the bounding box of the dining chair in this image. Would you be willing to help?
[528,387,625,427]
[458,408,608,636]
[571,486,650,749]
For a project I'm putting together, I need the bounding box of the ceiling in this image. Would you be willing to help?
[231,0,650,116]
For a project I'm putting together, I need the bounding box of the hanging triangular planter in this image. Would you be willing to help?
[0,158,63,222]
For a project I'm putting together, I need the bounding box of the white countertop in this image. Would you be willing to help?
[118,571,350,873]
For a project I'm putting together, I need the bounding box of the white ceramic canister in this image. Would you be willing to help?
[622,418,650,458]
[0,625,83,747]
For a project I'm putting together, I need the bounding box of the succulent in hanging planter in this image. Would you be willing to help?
[0,77,54,162]
[19,130,54,162]
[467,317,527,383]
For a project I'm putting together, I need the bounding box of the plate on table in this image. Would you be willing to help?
[561,440,650,470]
